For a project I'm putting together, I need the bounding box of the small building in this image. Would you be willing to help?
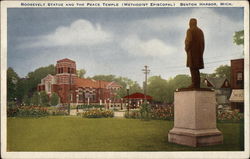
[123,92,153,109]
[229,58,244,112]
[37,58,122,105]
[204,77,231,105]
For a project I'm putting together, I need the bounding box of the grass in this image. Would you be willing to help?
[7,116,244,151]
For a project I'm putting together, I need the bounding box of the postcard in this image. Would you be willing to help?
[1,0,249,158]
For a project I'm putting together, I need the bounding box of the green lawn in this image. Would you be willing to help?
[7,116,244,151]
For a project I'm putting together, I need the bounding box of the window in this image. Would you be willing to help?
[237,72,243,81]
[68,68,71,73]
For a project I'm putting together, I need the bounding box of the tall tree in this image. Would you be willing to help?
[7,67,19,102]
[50,92,59,106]
[40,91,49,106]
[77,69,86,78]
[233,30,244,46]
[30,92,40,106]
[147,76,168,103]
[214,65,231,80]
[16,64,55,102]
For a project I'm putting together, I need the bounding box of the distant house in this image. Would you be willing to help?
[229,58,244,112]
[204,77,231,105]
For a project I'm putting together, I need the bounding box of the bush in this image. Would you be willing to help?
[79,109,114,118]
[7,106,49,117]
[151,106,174,120]
[50,93,59,106]
[125,110,141,119]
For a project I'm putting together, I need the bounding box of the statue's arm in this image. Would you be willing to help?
[185,29,192,53]
[201,30,205,55]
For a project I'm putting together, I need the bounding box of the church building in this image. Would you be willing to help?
[37,58,122,105]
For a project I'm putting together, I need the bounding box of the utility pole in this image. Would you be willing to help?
[142,65,150,102]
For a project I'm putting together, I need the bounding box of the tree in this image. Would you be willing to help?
[16,64,55,103]
[30,92,40,106]
[214,65,231,80]
[23,95,30,106]
[50,92,59,106]
[147,76,168,103]
[40,91,49,106]
[77,69,86,78]
[165,75,191,103]
[233,30,244,46]
[7,67,19,102]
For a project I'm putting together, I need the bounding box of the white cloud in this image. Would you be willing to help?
[120,35,176,57]
[20,19,113,48]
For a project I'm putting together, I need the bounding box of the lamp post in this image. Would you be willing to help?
[121,98,123,110]
[126,85,130,113]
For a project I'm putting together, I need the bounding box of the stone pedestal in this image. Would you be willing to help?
[168,90,223,147]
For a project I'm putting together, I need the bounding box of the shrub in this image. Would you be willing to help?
[50,93,59,106]
[7,106,49,117]
[125,110,141,119]
[151,106,174,120]
[79,109,114,118]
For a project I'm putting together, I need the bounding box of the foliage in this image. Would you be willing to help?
[147,76,168,102]
[151,105,174,120]
[23,95,30,106]
[79,109,114,118]
[40,91,49,106]
[140,102,151,120]
[214,65,231,80]
[7,106,49,117]
[233,30,244,46]
[77,69,86,78]
[217,109,244,122]
[125,105,174,120]
[7,67,19,102]
[30,92,40,106]
[50,92,59,106]
[124,110,141,119]
[16,65,55,103]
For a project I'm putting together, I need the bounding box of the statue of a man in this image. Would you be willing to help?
[185,18,205,88]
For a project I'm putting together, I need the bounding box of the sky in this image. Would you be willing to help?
[7,7,244,85]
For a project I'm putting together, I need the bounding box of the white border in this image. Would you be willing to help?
[1,1,249,159]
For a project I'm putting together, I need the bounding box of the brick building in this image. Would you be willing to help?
[229,58,244,112]
[37,58,122,105]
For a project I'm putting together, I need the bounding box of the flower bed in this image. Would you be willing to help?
[217,109,244,122]
[151,106,174,120]
[7,106,49,117]
[125,106,174,120]
[78,109,114,118]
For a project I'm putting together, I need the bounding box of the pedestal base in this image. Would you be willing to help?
[168,128,223,147]
[168,90,223,147]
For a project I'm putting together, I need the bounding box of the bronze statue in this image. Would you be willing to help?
[185,18,205,88]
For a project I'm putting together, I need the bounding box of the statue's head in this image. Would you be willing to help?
[189,18,197,28]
